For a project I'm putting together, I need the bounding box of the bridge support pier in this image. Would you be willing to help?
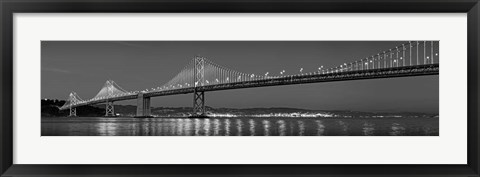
[69,107,77,117]
[191,90,207,118]
[136,93,152,118]
[105,101,115,117]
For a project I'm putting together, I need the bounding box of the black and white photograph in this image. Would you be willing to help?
[5,0,480,176]
[41,41,439,136]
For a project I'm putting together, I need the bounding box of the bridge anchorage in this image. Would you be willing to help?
[58,41,439,118]
[135,93,152,118]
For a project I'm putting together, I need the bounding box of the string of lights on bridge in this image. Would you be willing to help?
[60,41,438,110]
[139,41,438,93]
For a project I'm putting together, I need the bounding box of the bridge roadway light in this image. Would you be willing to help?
[423,41,427,65]
[402,44,406,66]
[415,41,420,65]
[409,42,413,66]
[395,48,400,67]
[377,55,381,69]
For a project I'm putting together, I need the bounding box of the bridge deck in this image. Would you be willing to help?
[63,64,438,109]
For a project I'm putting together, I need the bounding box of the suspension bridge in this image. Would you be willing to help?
[59,41,439,118]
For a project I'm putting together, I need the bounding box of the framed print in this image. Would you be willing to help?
[1,0,479,176]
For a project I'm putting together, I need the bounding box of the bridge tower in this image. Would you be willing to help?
[192,56,207,117]
[105,80,116,117]
[69,107,76,117]
[68,92,77,117]
[105,101,115,116]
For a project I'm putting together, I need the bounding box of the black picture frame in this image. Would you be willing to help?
[1,0,479,176]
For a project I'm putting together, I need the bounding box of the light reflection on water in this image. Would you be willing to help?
[224,119,231,136]
[316,120,325,136]
[203,118,210,136]
[263,120,270,136]
[362,122,375,136]
[249,119,255,136]
[42,117,439,136]
[277,120,286,136]
[390,123,406,136]
[337,120,349,135]
[194,119,201,136]
[297,120,305,136]
[236,119,243,136]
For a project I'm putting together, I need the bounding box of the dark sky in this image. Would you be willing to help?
[41,41,438,113]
